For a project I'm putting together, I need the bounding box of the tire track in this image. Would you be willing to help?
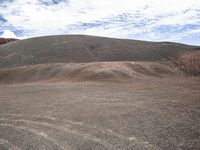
[0,113,56,121]
[0,114,156,149]
[106,129,157,149]
[0,123,66,150]
[0,139,21,150]
[0,118,114,150]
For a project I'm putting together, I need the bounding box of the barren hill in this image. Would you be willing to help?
[0,35,199,67]
[0,35,200,150]
[0,35,199,83]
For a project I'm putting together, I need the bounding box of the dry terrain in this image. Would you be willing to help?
[0,78,200,150]
[0,35,200,150]
[0,38,18,45]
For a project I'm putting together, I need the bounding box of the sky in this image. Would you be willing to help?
[0,0,200,45]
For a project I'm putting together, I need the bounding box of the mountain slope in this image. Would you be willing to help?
[0,35,199,83]
[0,35,199,68]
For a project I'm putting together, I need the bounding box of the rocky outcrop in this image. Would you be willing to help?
[0,38,18,45]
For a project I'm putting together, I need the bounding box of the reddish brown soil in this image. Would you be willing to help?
[0,38,18,45]
[172,51,200,75]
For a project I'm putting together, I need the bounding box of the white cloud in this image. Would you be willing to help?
[0,0,200,44]
[0,30,27,39]
[0,30,17,38]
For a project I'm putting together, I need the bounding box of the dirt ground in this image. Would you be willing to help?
[0,78,200,150]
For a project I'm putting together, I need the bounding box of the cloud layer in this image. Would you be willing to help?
[0,0,200,45]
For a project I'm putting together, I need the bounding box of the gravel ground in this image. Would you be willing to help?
[0,78,200,150]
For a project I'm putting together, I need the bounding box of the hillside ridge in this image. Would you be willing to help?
[0,35,199,83]
[0,35,199,68]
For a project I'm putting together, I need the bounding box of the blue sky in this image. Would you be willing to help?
[0,0,200,45]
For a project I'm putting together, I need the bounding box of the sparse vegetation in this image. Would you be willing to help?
[169,51,200,76]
